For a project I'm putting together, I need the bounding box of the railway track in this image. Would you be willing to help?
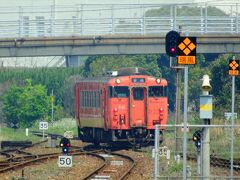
[30,130,64,139]
[82,150,136,180]
[187,154,240,171]
[0,138,136,179]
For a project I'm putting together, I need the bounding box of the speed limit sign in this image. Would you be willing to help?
[58,156,72,167]
[39,122,48,130]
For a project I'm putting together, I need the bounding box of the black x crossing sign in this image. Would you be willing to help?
[229,60,240,76]
[177,37,196,65]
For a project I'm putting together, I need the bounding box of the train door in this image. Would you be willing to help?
[130,87,146,127]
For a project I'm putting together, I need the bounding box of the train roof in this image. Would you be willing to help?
[75,75,167,85]
[75,68,167,84]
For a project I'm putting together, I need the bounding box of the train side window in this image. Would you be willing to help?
[82,91,85,107]
[89,91,92,107]
[93,91,96,107]
[85,92,87,106]
[133,87,144,100]
[80,91,83,107]
[97,91,101,107]
[91,91,94,107]
[86,91,89,107]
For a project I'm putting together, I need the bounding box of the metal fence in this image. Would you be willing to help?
[0,3,239,38]
[153,123,240,179]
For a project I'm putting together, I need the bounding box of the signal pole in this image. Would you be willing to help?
[174,66,182,158]
[167,26,182,160]
[230,56,236,179]
[200,75,212,180]
[182,66,188,179]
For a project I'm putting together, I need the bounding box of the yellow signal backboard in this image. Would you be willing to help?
[229,60,239,76]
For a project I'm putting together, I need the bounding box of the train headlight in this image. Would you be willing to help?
[156,78,161,84]
[114,107,118,112]
[116,78,121,84]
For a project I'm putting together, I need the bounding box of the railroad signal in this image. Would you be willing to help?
[60,137,71,155]
[165,30,180,57]
[192,130,201,150]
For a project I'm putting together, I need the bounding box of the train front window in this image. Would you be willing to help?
[133,87,144,100]
[109,86,129,98]
[148,86,167,97]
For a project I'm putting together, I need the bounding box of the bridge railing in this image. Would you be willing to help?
[0,3,239,38]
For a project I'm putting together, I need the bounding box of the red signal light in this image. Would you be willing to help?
[67,143,70,147]
[171,47,175,52]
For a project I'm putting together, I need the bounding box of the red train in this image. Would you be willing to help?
[74,68,168,146]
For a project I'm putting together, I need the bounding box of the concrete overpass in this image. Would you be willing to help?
[0,35,239,57]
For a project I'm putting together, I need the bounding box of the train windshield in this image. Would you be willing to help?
[148,86,167,97]
[109,86,129,98]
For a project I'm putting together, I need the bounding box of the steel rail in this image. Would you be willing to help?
[109,151,136,180]
[80,145,136,180]
[187,153,240,171]
[0,148,104,173]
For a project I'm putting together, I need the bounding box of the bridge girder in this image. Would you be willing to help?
[0,35,239,57]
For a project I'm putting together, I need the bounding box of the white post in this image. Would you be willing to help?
[154,125,160,180]
[25,128,29,136]
[42,130,45,141]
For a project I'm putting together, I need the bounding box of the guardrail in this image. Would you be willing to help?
[0,4,239,37]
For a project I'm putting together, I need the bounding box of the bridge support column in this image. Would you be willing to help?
[65,55,86,67]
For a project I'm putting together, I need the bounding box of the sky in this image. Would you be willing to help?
[2,0,240,6]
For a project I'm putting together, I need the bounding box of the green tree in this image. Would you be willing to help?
[0,67,83,117]
[2,79,51,127]
[188,55,210,111]
[86,55,161,77]
[2,85,23,127]
[145,5,227,17]
[209,54,232,116]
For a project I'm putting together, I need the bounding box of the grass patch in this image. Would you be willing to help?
[0,118,78,142]
[0,127,40,142]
